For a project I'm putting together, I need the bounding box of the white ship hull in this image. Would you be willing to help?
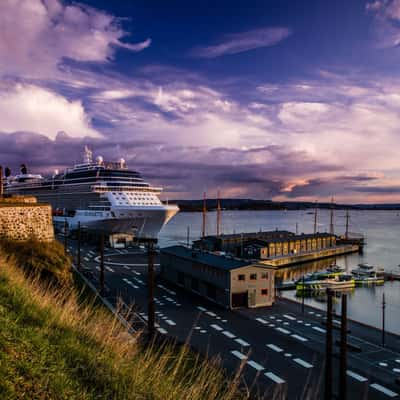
[54,205,178,238]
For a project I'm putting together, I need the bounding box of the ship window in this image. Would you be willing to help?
[261,289,268,296]
[250,273,257,280]
[238,274,245,281]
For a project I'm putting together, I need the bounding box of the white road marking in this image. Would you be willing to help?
[200,330,207,333]
[265,372,285,384]
[194,326,201,330]
[95,266,100,271]
[210,324,223,331]
[370,383,398,397]
[284,353,292,357]
[308,311,314,315]
[165,319,176,326]
[269,324,275,327]
[235,338,250,347]
[267,344,283,353]
[206,311,217,317]
[305,323,311,326]
[394,368,400,373]
[316,314,322,317]
[247,360,264,371]
[293,358,313,369]
[222,319,228,323]
[197,306,207,312]
[84,257,89,261]
[283,322,290,326]
[222,330,236,338]
[312,326,326,333]
[379,362,388,367]
[291,334,308,342]
[106,266,115,272]
[256,318,268,324]
[283,314,296,321]
[270,316,276,319]
[231,350,247,361]
[276,327,291,335]
[297,320,303,324]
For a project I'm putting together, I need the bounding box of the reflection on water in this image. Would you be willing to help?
[159,209,400,334]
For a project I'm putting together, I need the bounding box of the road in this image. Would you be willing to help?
[64,238,400,399]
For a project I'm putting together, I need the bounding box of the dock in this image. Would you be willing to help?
[259,245,359,268]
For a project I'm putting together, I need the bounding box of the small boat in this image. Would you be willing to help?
[351,264,385,286]
[352,263,384,278]
[296,274,355,293]
[326,264,345,274]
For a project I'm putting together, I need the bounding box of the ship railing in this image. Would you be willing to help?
[92,184,162,193]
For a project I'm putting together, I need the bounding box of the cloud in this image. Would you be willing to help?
[366,0,400,47]
[191,27,291,58]
[0,83,100,139]
[0,0,151,79]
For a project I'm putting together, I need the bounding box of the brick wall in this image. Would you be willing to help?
[0,204,54,242]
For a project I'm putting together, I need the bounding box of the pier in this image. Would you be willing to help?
[260,244,359,267]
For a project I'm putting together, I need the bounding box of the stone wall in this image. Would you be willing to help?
[0,203,54,242]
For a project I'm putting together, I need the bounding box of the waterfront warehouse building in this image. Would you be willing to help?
[242,232,337,259]
[193,230,295,254]
[160,245,275,309]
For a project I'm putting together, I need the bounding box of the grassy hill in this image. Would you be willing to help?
[0,242,246,400]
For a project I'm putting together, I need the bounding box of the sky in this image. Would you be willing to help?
[1,0,400,202]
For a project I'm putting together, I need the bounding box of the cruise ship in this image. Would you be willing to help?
[4,147,179,238]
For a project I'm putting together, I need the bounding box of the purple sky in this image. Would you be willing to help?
[1,0,400,202]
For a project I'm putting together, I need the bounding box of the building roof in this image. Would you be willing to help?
[161,245,268,271]
[193,230,294,243]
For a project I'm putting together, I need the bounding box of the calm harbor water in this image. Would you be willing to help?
[159,209,400,334]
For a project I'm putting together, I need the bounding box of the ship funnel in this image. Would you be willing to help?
[96,155,104,165]
[119,158,126,168]
[20,164,27,175]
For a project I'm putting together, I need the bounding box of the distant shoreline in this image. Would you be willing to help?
[168,199,400,212]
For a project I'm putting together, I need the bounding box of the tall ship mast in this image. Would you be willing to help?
[4,146,179,239]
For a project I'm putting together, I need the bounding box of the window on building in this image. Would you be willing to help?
[178,271,184,285]
[191,277,199,292]
[238,274,245,281]
[206,284,216,300]
[261,272,268,279]
[261,289,268,296]
[250,273,257,280]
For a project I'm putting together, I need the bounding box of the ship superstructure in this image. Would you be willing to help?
[5,147,179,238]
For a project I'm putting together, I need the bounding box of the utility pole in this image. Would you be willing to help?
[99,233,105,294]
[329,197,335,235]
[345,210,350,240]
[0,165,3,197]
[216,190,221,236]
[314,202,318,234]
[186,225,190,247]
[339,294,348,400]
[77,221,81,270]
[382,292,386,347]
[301,275,305,314]
[147,240,156,340]
[202,192,207,239]
[325,288,333,400]
[296,222,298,235]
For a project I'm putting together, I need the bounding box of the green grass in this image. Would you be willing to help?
[0,239,71,284]
[0,251,247,400]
